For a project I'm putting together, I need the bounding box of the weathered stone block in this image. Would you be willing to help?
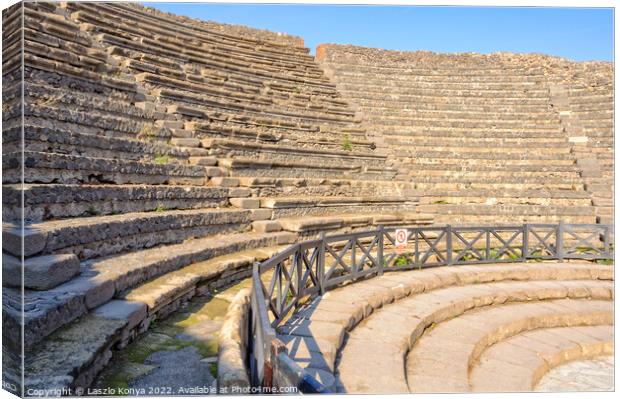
[210,177,240,187]
[252,220,282,233]
[249,209,272,221]
[229,198,260,209]
[2,253,80,290]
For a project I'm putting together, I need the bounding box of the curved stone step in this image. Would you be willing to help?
[3,184,231,223]
[406,301,613,392]
[337,288,612,393]
[4,208,253,259]
[261,196,419,218]
[20,240,288,395]
[2,231,295,351]
[4,151,206,186]
[275,262,612,390]
[470,325,613,392]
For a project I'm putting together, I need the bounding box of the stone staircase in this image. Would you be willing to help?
[316,44,613,225]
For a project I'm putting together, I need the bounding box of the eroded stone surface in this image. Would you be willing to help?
[535,355,614,392]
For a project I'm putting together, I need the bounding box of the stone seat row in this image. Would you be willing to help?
[336,82,551,98]
[375,124,564,136]
[78,1,314,62]
[324,60,551,76]
[7,147,402,188]
[7,235,300,394]
[417,203,595,225]
[275,262,613,391]
[407,303,613,392]
[385,134,573,147]
[335,75,547,91]
[364,118,564,134]
[472,325,612,392]
[348,93,551,106]
[404,180,581,192]
[144,76,356,125]
[234,176,417,198]
[72,15,331,89]
[359,107,562,121]
[123,57,345,107]
[219,157,397,181]
[412,188,591,207]
[64,1,319,65]
[259,196,419,218]
[2,183,233,223]
[191,121,374,152]
[398,159,578,172]
[391,147,574,161]
[380,128,568,140]
[356,101,555,114]
[5,124,186,166]
[203,138,385,168]
[329,68,551,83]
[98,22,325,82]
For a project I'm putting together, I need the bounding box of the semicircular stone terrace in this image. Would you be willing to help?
[274,262,613,392]
[0,1,613,395]
[2,1,429,393]
[317,44,613,225]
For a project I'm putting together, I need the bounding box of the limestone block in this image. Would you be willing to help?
[210,177,240,187]
[2,253,80,290]
[189,156,218,166]
[92,299,147,331]
[249,209,272,221]
[205,167,226,177]
[252,220,282,233]
[228,187,251,197]
[155,120,184,130]
[171,129,194,138]
[229,198,260,209]
[50,275,115,310]
[170,138,201,148]
[278,216,343,232]
[3,224,48,257]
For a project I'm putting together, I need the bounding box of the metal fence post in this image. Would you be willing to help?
[446,224,453,265]
[295,247,303,301]
[318,232,326,295]
[522,223,529,259]
[377,226,384,276]
[556,221,564,262]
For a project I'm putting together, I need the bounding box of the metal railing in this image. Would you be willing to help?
[248,222,613,392]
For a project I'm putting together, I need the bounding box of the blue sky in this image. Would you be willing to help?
[144,2,614,61]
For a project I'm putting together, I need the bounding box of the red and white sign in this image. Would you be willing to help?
[395,229,408,254]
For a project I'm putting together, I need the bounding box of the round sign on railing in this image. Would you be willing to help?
[395,228,408,254]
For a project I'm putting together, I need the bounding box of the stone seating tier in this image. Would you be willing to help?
[2,4,612,395]
[2,184,233,223]
[404,300,613,392]
[317,44,612,225]
[276,261,612,391]
[469,325,612,392]
[6,237,299,394]
[2,230,297,351]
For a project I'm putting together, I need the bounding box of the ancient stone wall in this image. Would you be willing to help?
[317,43,613,225]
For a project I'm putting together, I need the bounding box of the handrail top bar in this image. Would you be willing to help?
[257,222,614,271]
